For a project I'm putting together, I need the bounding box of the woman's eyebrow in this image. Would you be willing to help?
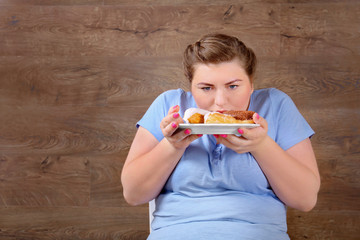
[196,79,243,86]
[226,79,242,85]
[196,82,214,86]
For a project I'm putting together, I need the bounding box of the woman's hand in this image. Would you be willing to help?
[215,112,320,211]
[160,105,202,150]
[215,113,268,154]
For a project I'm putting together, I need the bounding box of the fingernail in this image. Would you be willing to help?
[173,105,179,109]
[184,129,191,135]
[256,113,260,120]
[197,134,203,137]
[214,134,219,138]
[220,134,227,138]
[173,113,179,118]
[238,129,244,134]
[171,122,177,128]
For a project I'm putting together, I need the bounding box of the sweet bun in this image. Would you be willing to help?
[184,108,255,124]
[222,110,255,121]
[183,108,210,124]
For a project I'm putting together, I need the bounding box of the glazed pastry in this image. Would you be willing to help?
[222,110,255,121]
[183,108,255,124]
[183,108,210,124]
[205,112,255,124]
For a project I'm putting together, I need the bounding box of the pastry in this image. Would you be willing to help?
[183,108,210,124]
[183,108,255,124]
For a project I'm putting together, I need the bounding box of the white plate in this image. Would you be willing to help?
[178,123,260,135]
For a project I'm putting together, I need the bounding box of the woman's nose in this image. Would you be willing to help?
[214,90,226,107]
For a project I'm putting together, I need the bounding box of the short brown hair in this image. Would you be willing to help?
[183,33,257,82]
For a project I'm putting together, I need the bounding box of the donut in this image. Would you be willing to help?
[183,108,255,124]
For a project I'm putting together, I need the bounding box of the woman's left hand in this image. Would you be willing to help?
[215,113,268,154]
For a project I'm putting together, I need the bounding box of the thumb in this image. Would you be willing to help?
[253,112,261,124]
[168,105,180,114]
[253,112,267,130]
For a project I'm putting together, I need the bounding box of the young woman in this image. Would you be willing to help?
[121,33,320,240]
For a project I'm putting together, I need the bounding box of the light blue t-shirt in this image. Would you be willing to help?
[137,88,314,240]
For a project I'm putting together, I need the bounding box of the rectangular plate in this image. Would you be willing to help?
[178,123,260,134]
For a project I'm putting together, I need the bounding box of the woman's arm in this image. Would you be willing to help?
[121,105,201,206]
[218,113,320,212]
[251,137,320,211]
[121,126,184,206]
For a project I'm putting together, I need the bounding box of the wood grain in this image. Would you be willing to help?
[90,151,128,207]
[0,4,280,57]
[287,209,359,239]
[0,0,359,239]
[0,0,104,6]
[0,155,90,207]
[0,206,149,240]
[0,0,287,6]
[255,56,360,109]
[280,3,360,56]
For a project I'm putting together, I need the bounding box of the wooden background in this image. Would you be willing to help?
[0,0,359,239]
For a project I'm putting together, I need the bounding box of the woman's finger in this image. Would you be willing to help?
[160,106,182,130]
[216,135,249,154]
[237,112,266,140]
[168,105,180,114]
[166,127,195,146]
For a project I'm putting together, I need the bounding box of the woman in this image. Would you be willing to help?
[121,33,320,239]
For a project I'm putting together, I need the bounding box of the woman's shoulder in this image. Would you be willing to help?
[158,88,193,103]
[152,89,194,112]
[253,88,293,105]
[254,88,289,98]
[156,88,188,101]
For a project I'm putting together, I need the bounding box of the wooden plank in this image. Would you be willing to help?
[285,0,360,3]
[0,56,183,107]
[0,4,280,57]
[0,0,287,6]
[317,155,360,210]
[0,206,149,240]
[2,0,356,7]
[255,56,360,109]
[305,110,358,159]
[0,56,185,155]
[0,155,90,207]
[0,56,109,106]
[287,209,360,239]
[280,3,360,56]
[0,104,140,155]
[104,0,286,6]
[106,56,189,103]
[105,0,360,6]
[0,0,104,6]
[89,151,128,207]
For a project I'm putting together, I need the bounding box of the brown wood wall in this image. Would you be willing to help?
[0,0,359,239]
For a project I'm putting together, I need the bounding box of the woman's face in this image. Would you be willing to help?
[191,59,254,112]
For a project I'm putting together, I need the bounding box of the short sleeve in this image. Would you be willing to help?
[270,89,314,150]
[137,89,187,142]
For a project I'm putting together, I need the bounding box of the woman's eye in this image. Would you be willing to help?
[229,85,238,89]
[201,87,211,91]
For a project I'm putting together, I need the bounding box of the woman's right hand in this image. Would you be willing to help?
[160,105,202,150]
